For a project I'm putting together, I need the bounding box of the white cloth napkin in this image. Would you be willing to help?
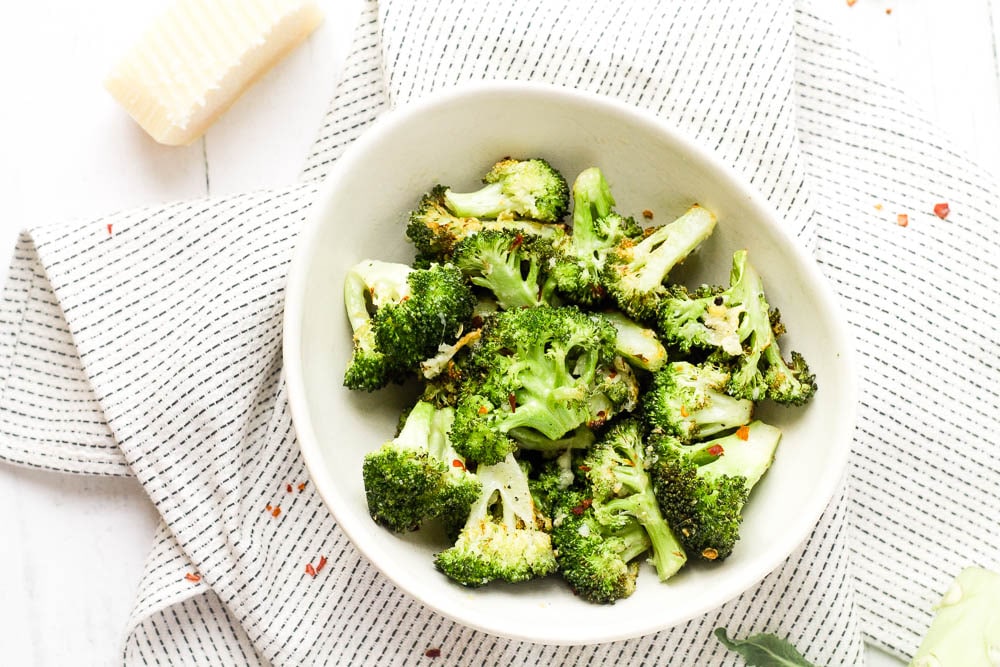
[3,0,998,664]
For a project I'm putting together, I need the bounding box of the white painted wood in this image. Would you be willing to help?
[0,1,993,664]
[828,0,1000,181]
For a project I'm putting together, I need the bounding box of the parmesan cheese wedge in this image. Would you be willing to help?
[105,0,323,146]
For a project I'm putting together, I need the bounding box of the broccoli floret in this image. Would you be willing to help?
[551,488,652,603]
[435,453,557,586]
[449,306,619,465]
[363,401,482,534]
[657,250,816,405]
[343,260,475,391]
[588,356,640,429]
[656,283,743,355]
[642,361,754,443]
[406,184,567,265]
[442,158,570,223]
[550,168,644,307]
[578,418,688,581]
[604,205,717,322]
[649,420,782,561]
[451,229,559,310]
[602,310,668,372]
[660,250,816,405]
[527,450,577,519]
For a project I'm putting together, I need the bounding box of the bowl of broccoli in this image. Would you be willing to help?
[283,81,856,644]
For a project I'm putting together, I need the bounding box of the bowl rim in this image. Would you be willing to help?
[283,79,858,644]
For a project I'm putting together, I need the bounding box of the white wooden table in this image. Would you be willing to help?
[2,1,997,664]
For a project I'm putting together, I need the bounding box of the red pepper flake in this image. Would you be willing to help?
[578,464,591,472]
[642,209,654,220]
[897,214,909,227]
[477,405,489,415]
[508,393,517,413]
[571,498,593,515]
[933,202,950,219]
[451,459,466,471]
[265,504,273,512]
[271,506,282,518]
[846,0,856,5]
[736,425,750,441]
[707,444,726,457]
[305,563,316,577]
[184,573,201,583]
[298,482,307,492]
[509,233,524,251]
[106,223,113,235]
[680,405,690,418]
[286,483,293,493]
[425,648,442,658]
[316,555,328,573]
[885,7,892,14]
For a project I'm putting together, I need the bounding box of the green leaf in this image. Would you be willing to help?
[714,628,819,667]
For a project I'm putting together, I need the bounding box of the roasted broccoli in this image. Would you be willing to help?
[509,424,596,453]
[442,158,570,223]
[362,401,481,534]
[351,160,814,604]
[526,450,576,519]
[604,205,717,322]
[550,168,644,306]
[406,184,567,265]
[642,361,754,443]
[602,310,668,372]
[343,260,475,391]
[650,420,782,561]
[451,228,559,310]
[449,306,623,465]
[551,488,652,603]
[578,418,688,581]
[657,249,817,405]
[435,453,557,586]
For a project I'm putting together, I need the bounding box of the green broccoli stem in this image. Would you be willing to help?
[475,454,536,530]
[570,167,615,254]
[603,486,687,581]
[343,270,373,334]
[516,343,601,400]
[626,206,717,294]
[702,421,781,489]
[396,402,437,451]
[616,522,654,563]
[602,310,667,371]
[691,391,755,439]
[428,406,464,466]
[443,182,508,219]
[508,425,595,451]
[495,393,590,441]
[468,259,545,310]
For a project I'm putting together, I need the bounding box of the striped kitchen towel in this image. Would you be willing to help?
[3,0,998,664]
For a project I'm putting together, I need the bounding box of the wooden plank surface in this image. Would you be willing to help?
[0,1,996,664]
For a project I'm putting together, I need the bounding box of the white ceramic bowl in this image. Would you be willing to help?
[284,81,856,644]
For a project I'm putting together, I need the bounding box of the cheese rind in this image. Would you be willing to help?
[106,0,323,146]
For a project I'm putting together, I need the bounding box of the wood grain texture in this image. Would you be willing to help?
[0,1,995,664]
